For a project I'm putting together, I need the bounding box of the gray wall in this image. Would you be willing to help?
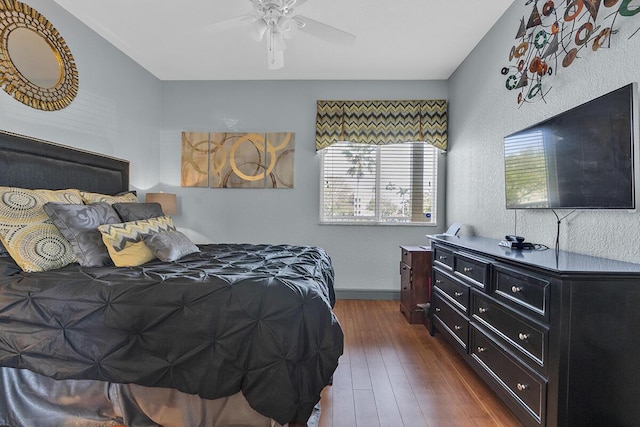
[448,3,640,262]
[0,0,162,191]
[0,1,448,296]
[160,80,448,296]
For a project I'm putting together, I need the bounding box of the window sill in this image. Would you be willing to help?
[319,221,438,227]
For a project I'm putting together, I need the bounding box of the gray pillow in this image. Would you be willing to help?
[0,242,8,257]
[143,230,199,262]
[113,202,164,221]
[44,202,122,267]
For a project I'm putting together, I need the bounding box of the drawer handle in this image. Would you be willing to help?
[454,325,462,331]
[463,267,473,273]
[435,279,443,284]
[438,255,448,261]
[478,307,488,314]
[403,251,408,256]
[435,307,441,312]
[517,383,529,391]
[518,333,530,341]
[403,265,408,270]
[454,291,463,297]
[511,286,523,293]
[403,287,408,290]
[477,346,486,353]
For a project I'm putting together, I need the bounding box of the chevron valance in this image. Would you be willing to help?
[315,99,447,151]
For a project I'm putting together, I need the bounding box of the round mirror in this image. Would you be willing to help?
[7,28,62,89]
[0,1,78,111]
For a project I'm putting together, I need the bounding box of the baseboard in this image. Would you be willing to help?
[335,289,400,300]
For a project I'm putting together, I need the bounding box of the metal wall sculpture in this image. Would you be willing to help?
[181,132,295,189]
[501,0,639,107]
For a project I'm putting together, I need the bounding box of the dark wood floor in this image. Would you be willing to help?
[318,300,523,427]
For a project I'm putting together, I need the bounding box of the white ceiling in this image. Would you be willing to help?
[53,0,515,81]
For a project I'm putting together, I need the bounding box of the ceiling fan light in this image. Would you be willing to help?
[272,31,286,51]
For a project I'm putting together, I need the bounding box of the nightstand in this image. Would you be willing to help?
[399,245,432,324]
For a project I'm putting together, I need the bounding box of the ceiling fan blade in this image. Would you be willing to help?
[293,15,356,45]
[291,0,311,8]
[197,14,256,34]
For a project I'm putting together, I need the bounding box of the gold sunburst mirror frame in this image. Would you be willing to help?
[0,0,78,111]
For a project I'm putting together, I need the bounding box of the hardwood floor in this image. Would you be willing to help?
[317,300,523,427]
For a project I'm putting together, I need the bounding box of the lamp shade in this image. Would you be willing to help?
[145,192,177,215]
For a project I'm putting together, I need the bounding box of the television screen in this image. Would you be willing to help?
[504,83,638,209]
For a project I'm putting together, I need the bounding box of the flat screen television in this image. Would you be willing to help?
[504,83,639,209]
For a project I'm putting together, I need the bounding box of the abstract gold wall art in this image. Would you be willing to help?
[181,132,210,187]
[181,131,295,189]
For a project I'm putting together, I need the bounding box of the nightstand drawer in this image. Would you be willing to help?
[494,264,550,321]
[432,293,468,352]
[401,245,429,268]
[433,244,454,270]
[472,292,548,370]
[433,269,469,314]
[470,326,546,425]
[454,253,491,290]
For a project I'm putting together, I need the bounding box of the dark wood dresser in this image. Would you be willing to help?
[428,234,640,427]
[399,245,432,324]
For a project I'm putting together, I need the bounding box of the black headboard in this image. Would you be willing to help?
[0,130,130,195]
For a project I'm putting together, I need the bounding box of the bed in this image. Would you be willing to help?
[0,130,343,427]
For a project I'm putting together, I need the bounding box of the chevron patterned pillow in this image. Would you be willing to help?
[98,216,176,267]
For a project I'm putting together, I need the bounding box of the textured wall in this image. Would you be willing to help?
[448,2,640,262]
[0,0,162,191]
[160,80,448,293]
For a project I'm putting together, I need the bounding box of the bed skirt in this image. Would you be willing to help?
[0,367,288,427]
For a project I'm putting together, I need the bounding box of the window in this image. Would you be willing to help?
[321,141,438,224]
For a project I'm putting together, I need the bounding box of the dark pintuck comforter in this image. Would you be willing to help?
[0,243,343,425]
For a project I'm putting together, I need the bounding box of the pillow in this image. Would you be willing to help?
[144,230,200,262]
[98,216,176,267]
[0,187,83,272]
[102,240,156,268]
[44,202,122,267]
[80,191,138,205]
[113,202,164,221]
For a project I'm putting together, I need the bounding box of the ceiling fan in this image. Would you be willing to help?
[202,0,356,69]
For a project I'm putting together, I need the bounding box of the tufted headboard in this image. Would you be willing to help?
[0,130,129,194]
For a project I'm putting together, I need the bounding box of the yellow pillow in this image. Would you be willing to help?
[0,187,83,272]
[81,191,138,205]
[102,240,155,267]
[98,216,176,267]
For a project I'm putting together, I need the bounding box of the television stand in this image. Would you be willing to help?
[428,234,640,427]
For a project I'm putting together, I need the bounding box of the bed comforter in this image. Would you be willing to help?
[0,243,343,425]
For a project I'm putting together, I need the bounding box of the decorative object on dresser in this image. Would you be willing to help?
[399,245,432,325]
[429,234,640,427]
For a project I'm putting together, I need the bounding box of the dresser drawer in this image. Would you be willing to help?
[494,264,550,321]
[432,293,468,352]
[433,269,469,314]
[433,244,454,270]
[470,326,546,425]
[454,253,491,290]
[472,292,548,371]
